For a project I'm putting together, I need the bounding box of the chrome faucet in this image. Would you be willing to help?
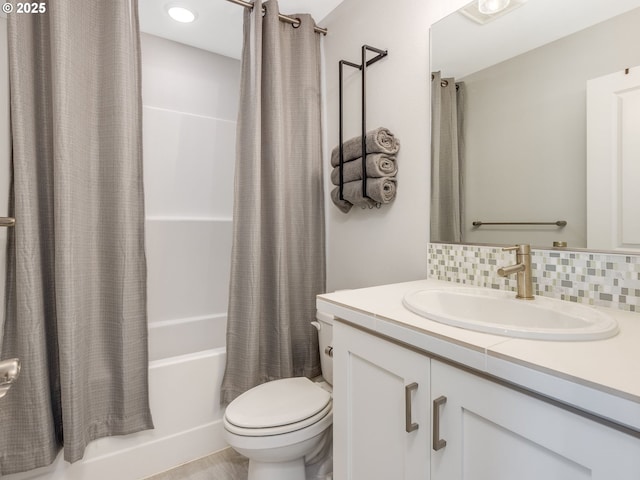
[498,244,534,300]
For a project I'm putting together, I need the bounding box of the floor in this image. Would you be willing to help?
[144,448,249,480]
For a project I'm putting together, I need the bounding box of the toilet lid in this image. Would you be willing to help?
[225,377,331,429]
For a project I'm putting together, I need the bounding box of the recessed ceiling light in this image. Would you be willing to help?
[460,0,527,25]
[167,5,197,23]
[478,0,510,14]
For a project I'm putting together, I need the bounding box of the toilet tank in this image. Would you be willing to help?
[313,310,334,386]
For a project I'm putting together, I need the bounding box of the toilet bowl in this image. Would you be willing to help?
[223,311,334,480]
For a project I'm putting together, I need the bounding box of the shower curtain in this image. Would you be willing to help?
[431,71,465,243]
[0,0,153,473]
[221,0,325,404]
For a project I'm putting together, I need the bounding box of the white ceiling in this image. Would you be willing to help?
[139,0,344,59]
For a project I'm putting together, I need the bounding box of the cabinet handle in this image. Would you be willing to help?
[433,395,447,451]
[405,382,419,433]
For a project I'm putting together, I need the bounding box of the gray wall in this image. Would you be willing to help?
[462,8,640,248]
[322,0,469,291]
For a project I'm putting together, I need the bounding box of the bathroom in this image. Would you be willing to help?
[0,0,639,479]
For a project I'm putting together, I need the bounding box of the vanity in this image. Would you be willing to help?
[317,279,640,479]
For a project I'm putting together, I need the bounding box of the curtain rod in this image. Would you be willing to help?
[225,0,328,35]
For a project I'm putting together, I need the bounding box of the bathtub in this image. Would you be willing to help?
[5,314,228,480]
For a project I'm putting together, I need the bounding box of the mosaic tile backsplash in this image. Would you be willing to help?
[428,243,640,313]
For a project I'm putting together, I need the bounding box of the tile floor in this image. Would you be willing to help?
[144,448,249,480]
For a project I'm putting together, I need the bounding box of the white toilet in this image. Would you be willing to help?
[223,311,334,480]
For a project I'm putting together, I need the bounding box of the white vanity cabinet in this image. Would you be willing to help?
[333,321,431,480]
[431,360,640,480]
[333,320,640,480]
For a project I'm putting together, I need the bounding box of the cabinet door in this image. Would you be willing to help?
[333,322,431,480]
[431,360,640,480]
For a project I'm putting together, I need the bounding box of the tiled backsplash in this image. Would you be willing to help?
[428,243,640,313]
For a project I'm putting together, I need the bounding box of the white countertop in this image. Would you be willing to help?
[317,278,640,432]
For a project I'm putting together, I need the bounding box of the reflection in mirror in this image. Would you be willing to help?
[430,0,640,252]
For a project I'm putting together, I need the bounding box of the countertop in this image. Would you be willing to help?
[316,278,640,433]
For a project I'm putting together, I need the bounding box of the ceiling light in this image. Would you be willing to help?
[167,6,196,23]
[460,0,526,25]
[478,0,510,15]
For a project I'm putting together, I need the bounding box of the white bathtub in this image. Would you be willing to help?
[5,316,228,480]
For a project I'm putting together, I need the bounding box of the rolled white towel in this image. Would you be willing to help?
[330,127,400,167]
[330,153,397,186]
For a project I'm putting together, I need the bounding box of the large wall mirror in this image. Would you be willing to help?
[430,0,640,253]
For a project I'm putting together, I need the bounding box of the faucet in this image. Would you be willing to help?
[498,244,534,300]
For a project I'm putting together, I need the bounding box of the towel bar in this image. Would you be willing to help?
[472,220,567,227]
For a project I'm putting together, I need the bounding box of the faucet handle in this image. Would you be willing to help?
[502,244,530,254]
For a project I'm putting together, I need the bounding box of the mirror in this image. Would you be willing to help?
[430,0,640,252]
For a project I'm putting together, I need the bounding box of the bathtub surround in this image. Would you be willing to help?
[428,243,640,312]
[1,0,152,474]
[221,0,325,404]
[131,33,239,477]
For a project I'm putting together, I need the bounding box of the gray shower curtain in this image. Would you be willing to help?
[431,71,465,243]
[221,0,325,404]
[0,0,153,473]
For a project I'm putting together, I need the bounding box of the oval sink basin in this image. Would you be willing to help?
[402,288,619,341]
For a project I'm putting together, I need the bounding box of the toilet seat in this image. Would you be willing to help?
[224,377,332,437]
[225,401,332,436]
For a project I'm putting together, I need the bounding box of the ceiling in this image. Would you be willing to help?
[431,0,640,79]
[139,0,344,59]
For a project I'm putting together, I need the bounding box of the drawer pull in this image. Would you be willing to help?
[405,382,419,433]
[433,395,447,451]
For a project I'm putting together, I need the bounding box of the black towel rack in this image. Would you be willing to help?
[338,45,388,202]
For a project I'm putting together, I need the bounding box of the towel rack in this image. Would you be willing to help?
[338,45,388,202]
[472,220,567,227]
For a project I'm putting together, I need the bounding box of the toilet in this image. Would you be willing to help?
[223,311,334,480]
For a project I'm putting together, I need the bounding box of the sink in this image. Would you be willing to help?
[402,287,619,341]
